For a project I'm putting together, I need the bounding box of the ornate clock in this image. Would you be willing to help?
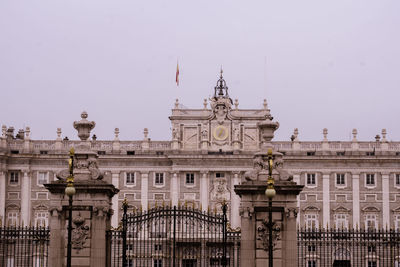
[213,126,229,141]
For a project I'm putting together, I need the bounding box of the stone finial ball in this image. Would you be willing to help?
[81,111,88,119]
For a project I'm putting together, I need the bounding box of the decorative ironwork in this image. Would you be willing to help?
[107,203,241,267]
[0,225,50,266]
[298,228,400,267]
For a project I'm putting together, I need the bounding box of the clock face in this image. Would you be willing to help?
[213,126,229,141]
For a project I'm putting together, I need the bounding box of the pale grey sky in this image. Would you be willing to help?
[1,0,399,142]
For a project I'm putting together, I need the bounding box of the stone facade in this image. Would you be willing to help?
[1,74,400,233]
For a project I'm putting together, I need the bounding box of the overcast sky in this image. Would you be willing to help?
[1,0,399,142]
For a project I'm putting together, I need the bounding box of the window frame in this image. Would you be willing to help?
[37,172,49,186]
[9,171,19,186]
[7,211,19,226]
[125,172,136,187]
[154,172,165,187]
[365,214,378,231]
[395,174,400,188]
[34,211,49,227]
[306,173,317,188]
[365,173,376,188]
[334,213,349,230]
[335,173,346,188]
[305,213,319,230]
[185,173,195,187]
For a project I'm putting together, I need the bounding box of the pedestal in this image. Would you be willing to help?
[235,180,303,267]
[45,180,118,267]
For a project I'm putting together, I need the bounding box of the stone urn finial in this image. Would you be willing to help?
[73,111,96,141]
[257,119,279,149]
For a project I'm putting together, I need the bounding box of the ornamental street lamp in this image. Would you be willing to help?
[265,148,276,267]
[65,148,75,267]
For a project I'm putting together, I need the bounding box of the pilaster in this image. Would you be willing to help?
[381,173,390,228]
[322,173,330,228]
[141,172,149,211]
[170,172,179,207]
[21,170,31,225]
[352,173,360,228]
[199,171,208,212]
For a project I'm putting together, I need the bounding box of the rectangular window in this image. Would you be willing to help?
[215,173,225,178]
[154,244,162,251]
[307,151,315,156]
[35,211,48,227]
[9,172,19,184]
[396,174,400,186]
[306,174,316,186]
[305,214,318,230]
[127,151,135,155]
[366,174,375,186]
[126,172,135,185]
[155,173,164,185]
[308,244,316,252]
[336,174,345,186]
[186,173,195,185]
[38,172,48,185]
[365,214,377,230]
[7,211,19,226]
[307,260,316,267]
[335,214,348,230]
[368,261,377,267]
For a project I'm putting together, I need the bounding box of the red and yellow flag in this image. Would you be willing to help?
[176,62,179,86]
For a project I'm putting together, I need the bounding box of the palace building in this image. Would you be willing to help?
[1,73,400,232]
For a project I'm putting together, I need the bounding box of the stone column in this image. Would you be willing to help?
[382,173,390,228]
[21,170,31,226]
[199,171,208,212]
[170,172,179,207]
[141,172,149,211]
[322,173,330,228]
[0,171,6,222]
[111,171,120,228]
[231,172,241,228]
[352,173,360,228]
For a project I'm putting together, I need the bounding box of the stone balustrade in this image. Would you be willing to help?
[2,139,400,154]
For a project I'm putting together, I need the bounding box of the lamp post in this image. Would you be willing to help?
[65,148,76,267]
[265,148,276,267]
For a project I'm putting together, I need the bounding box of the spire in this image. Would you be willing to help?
[214,68,230,99]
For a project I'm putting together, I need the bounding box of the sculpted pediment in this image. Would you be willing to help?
[332,206,351,213]
[362,206,380,212]
[303,206,320,212]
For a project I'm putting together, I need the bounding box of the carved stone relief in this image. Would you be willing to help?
[210,178,230,201]
[71,213,89,251]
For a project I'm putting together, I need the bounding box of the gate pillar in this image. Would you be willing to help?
[44,112,119,267]
[234,118,303,267]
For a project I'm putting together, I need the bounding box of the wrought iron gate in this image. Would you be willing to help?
[298,228,400,267]
[107,202,241,267]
